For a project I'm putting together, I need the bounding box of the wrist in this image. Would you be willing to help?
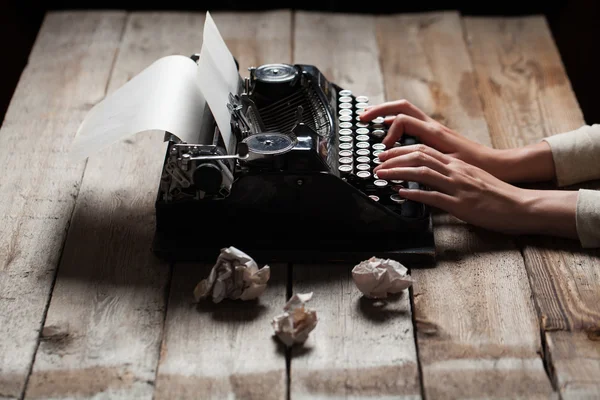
[493,142,556,183]
[518,189,578,238]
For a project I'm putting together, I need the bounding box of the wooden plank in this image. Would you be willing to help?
[376,12,556,399]
[290,12,422,399]
[154,263,288,400]
[545,331,600,397]
[153,10,292,400]
[464,15,600,398]
[23,12,210,399]
[0,12,127,400]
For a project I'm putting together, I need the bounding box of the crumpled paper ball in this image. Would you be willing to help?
[193,246,270,303]
[272,292,318,346]
[351,256,414,298]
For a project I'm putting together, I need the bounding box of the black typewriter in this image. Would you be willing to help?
[152,59,436,264]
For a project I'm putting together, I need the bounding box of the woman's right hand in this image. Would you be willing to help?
[358,99,556,183]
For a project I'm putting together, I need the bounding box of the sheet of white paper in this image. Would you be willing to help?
[196,11,241,154]
[69,55,206,160]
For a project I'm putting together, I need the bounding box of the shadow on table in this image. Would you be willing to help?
[194,298,269,322]
[49,203,168,286]
[356,292,410,323]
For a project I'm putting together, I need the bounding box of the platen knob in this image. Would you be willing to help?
[193,163,222,194]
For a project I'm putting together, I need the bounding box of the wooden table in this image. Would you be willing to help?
[1,9,599,400]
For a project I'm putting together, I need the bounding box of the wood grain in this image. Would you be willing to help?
[23,12,208,399]
[377,12,555,399]
[153,10,292,400]
[154,262,288,400]
[0,12,127,400]
[545,331,600,397]
[464,16,600,398]
[290,12,421,399]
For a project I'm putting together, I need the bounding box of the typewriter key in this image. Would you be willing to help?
[339,115,352,122]
[372,124,385,130]
[374,179,388,187]
[339,150,353,158]
[368,195,379,202]
[358,171,371,180]
[372,117,385,124]
[390,179,404,184]
[356,127,369,135]
[356,135,370,142]
[371,129,386,140]
[339,109,352,116]
[372,143,386,150]
[390,194,406,204]
[372,150,383,157]
[339,164,353,176]
[339,96,353,103]
[373,158,382,165]
[339,123,352,129]
[339,103,353,109]
[339,157,353,165]
[356,163,371,171]
[356,95,369,103]
[340,136,353,143]
[356,102,369,109]
[355,122,369,128]
[339,128,353,135]
[356,156,370,164]
[339,89,352,96]
[339,143,353,150]
[356,141,370,149]
[355,148,370,156]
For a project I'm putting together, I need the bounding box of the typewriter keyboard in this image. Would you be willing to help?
[336,89,418,211]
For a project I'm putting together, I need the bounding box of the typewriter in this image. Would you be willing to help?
[152,58,436,264]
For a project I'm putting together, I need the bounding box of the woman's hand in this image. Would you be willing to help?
[359,99,556,183]
[374,144,578,239]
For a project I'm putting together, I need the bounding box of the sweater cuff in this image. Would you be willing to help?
[576,189,600,248]
[542,124,600,187]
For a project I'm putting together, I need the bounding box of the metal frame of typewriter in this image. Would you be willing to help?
[151,56,436,265]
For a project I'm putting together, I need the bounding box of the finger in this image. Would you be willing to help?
[373,147,450,176]
[377,144,452,165]
[375,166,454,194]
[359,99,429,122]
[382,114,438,149]
[396,188,457,212]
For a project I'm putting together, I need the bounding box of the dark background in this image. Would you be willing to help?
[1,0,598,126]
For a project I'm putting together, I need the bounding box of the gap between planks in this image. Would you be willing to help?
[461,14,600,398]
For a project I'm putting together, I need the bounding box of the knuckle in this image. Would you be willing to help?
[413,150,428,164]
[395,114,407,123]
[417,166,429,176]
[415,144,429,154]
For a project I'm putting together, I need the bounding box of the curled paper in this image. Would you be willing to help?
[70,11,241,160]
[193,246,270,303]
[272,292,318,346]
[70,55,206,160]
[352,257,414,298]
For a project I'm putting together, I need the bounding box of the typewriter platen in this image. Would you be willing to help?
[152,58,436,265]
